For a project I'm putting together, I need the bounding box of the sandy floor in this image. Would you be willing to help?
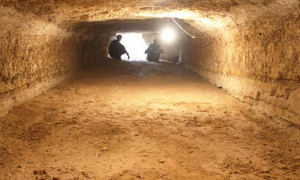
[0,60,299,180]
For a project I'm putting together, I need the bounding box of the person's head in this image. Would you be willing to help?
[116,35,122,41]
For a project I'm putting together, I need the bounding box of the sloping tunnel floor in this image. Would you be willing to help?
[0,59,299,179]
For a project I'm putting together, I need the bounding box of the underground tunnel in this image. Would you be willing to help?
[0,0,300,179]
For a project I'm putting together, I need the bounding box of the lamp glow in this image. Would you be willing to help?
[160,27,176,43]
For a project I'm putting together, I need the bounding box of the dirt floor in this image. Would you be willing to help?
[0,59,299,180]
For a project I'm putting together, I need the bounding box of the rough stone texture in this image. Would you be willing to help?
[81,34,110,67]
[0,7,82,116]
[184,10,300,124]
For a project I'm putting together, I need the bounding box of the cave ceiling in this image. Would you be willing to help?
[1,0,298,24]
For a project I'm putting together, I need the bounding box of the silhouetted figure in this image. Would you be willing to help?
[145,39,163,61]
[109,35,130,60]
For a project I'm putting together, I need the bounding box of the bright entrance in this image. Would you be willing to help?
[120,33,148,61]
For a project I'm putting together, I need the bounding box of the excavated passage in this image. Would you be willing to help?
[0,60,299,179]
[0,0,300,178]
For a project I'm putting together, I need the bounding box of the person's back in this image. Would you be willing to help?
[109,35,130,60]
[109,40,122,58]
[145,39,163,61]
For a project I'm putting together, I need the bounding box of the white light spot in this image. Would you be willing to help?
[160,27,176,43]
[120,33,148,61]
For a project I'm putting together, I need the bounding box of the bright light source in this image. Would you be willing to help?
[120,33,148,61]
[160,27,176,43]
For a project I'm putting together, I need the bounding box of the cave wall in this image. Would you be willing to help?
[81,34,110,68]
[184,13,300,123]
[0,6,83,116]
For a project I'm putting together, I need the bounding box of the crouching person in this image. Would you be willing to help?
[109,35,130,60]
[145,39,163,62]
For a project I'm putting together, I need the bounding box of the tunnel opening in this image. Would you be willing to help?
[105,19,184,63]
[115,33,148,61]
